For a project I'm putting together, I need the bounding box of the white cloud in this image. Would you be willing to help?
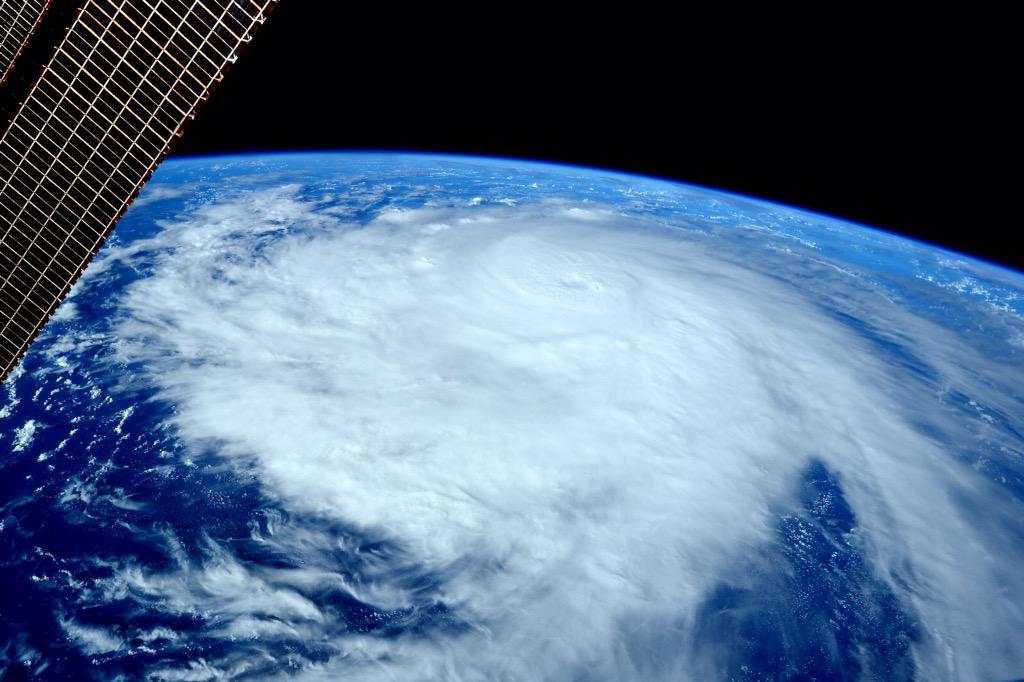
[104,189,1024,680]
[58,618,123,656]
[12,419,39,452]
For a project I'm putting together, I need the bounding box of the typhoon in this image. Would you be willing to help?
[1,153,1022,681]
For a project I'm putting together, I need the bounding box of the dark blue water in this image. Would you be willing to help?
[692,460,920,680]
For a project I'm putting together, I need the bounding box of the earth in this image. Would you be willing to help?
[1,153,1022,681]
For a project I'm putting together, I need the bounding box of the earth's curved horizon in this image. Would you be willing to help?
[173,150,1024,274]
[1,152,1022,681]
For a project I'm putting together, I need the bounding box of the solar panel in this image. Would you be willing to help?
[0,0,276,383]
[0,0,51,84]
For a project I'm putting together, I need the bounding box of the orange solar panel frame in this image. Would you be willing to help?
[0,0,277,383]
[0,0,51,84]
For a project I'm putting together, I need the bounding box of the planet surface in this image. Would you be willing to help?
[1,153,1022,681]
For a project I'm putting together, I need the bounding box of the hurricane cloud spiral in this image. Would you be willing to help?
[1,155,1022,681]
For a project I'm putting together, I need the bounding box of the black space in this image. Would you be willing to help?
[36,4,1021,269]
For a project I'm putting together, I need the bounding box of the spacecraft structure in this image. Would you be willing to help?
[0,0,275,383]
